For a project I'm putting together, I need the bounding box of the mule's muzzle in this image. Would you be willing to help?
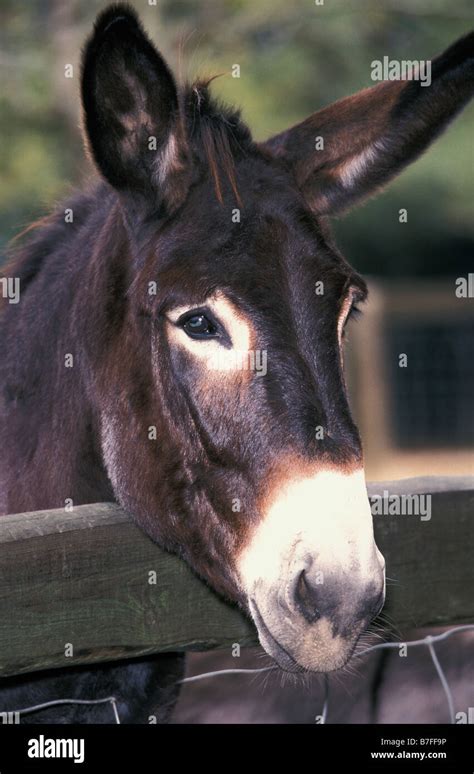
[238,468,386,672]
[294,563,385,630]
[249,559,386,673]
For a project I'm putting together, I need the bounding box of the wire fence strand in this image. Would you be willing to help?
[2,625,472,724]
[3,696,121,724]
[180,624,474,724]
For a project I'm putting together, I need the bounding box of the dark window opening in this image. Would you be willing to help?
[386,319,474,449]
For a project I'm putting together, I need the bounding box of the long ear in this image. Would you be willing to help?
[81,4,190,212]
[262,33,474,215]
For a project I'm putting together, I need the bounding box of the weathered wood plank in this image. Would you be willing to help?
[367,477,474,631]
[0,477,472,678]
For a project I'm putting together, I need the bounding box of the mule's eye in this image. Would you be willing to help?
[180,313,218,339]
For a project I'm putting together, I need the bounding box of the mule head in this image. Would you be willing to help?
[81,5,473,672]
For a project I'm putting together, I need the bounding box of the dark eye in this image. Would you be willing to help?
[180,313,218,339]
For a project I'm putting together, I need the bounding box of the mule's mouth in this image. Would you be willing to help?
[249,599,303,673]
[249,597,365,674]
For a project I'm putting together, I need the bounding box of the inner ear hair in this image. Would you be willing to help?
[81,3,191,213]
[262,32,474,215]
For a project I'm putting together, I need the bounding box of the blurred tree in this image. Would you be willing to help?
[0,0,472,276]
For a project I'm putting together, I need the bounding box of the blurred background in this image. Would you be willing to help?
[1,0,473,479]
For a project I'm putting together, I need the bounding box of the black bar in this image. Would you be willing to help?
[0,724,472,772]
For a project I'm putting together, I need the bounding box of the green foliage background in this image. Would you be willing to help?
[0,0,472,276]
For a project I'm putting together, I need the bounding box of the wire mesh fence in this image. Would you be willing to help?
[180,624,474,724]
[2,625,473,725]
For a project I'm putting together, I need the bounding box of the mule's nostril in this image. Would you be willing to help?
[294,569,321,624]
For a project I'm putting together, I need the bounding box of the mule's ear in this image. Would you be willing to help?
[262,33,474,215]
[81,4,189,212]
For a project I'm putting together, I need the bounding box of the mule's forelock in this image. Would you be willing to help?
[182,80,252,206]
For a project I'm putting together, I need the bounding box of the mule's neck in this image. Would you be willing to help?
[0,184,120,514]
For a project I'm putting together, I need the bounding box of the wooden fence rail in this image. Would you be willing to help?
[0,477,473,679]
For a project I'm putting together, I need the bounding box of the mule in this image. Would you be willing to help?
[0,4,472,721]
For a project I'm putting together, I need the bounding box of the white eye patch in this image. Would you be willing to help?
[166,289,357,374]
[166,292,253,373]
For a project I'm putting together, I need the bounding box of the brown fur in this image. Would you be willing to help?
[1,3,472,722]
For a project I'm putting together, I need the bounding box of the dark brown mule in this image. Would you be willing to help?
[1,4,472,721]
